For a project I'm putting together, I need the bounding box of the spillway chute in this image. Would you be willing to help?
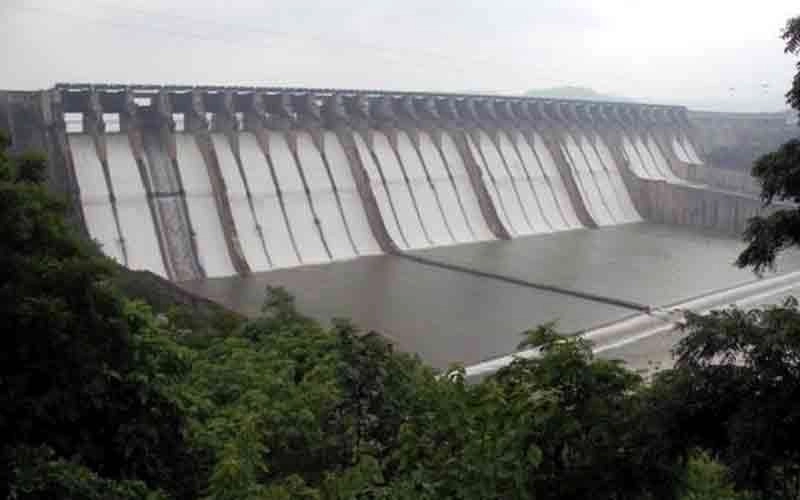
[268,131,330,264]
[238,132,300,268]
[70,134,126,264]
[105,133,167,276]
[212,133,272,271]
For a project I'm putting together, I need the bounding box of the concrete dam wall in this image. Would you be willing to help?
[0,84,772,281]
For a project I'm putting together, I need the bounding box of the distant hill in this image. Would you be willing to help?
[524,86,631,102]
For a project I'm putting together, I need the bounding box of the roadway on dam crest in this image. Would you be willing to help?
[180,222,800,370]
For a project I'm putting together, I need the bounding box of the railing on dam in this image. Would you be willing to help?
[0,84,771,281]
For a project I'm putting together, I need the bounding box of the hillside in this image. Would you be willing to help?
[524,86,631,102]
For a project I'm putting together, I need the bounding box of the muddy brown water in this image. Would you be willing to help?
[181,222,800,370]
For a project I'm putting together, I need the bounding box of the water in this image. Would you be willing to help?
[181,222,800,369]
[182,253,632,369]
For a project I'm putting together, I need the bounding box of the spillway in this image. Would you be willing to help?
[237,132,300,268]
[106,133,166,276]
[561,131,616,226]
[525,130,583,228]
[269,131,330,264]
[212,133,271,272]
[15,84,740,282]
[140,128,201,280]
[395,130,453,245]
[70,134,126,264]
[320,131,381,255]
[437,132,496,240]
[174,133,236,278]
[416,130,473,242]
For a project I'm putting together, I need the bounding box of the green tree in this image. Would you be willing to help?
[653,299,800,500]
[0,132,198,499]
[737,15,800,272]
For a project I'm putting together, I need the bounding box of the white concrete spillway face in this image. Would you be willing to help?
[591,134,641,222]
[416,131,474,243]
[140,129,198,280]
[681,134,703,165]
[470,131,534,235]
[268,131,329,264]
[622,134,656,179]
[437,132,495,240]
[634,134,664,180]
[237,132,300,268]
[561,132,616,226]
[395,131,453,245]
[174,133,236,278]
[466,132,514,235]
[211,133,272,271]
[496,130,550,233]
[294,131,357,260]
[507,130,568,232]
[526,131,583,229]
[645,134,680,181]
[320,131,381,255]
[353,133,409,250]
[670,136,690,163]
[371,131,430,248]
[70,134,125,264]
[105,133,167,277]
[578,133,627,223]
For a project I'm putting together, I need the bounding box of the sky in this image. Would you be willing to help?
[1,0,798,112]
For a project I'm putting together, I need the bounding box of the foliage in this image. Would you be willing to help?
[652,299,800,500]
[681,452,754,500]
[0,131,198,499]
[7,445,167,500]
[737,15,800,272]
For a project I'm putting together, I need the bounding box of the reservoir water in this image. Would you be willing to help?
[182,222,800,369]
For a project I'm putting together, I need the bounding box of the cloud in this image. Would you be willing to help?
[1,0,797,111]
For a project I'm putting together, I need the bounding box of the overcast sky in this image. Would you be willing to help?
[2,0,798,112]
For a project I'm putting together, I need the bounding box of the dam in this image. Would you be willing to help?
[2,84,799,370]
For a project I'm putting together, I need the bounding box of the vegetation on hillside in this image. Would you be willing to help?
[523,86,630,102]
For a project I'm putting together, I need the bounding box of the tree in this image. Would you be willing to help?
[737,15,800,272]
[0,131,198,499]
[651,299,800,500]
